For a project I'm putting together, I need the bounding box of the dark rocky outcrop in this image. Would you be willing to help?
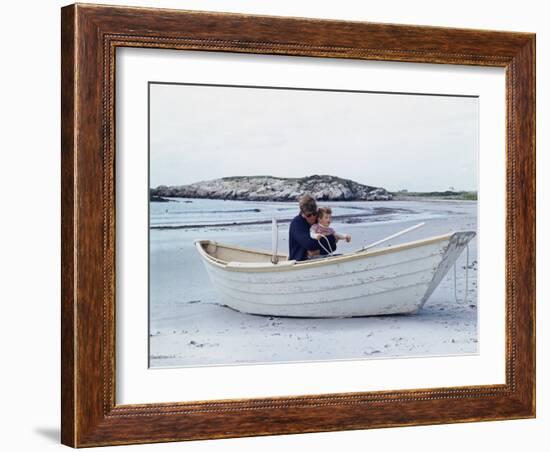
[150,194,173,203]
[151,175,392,202]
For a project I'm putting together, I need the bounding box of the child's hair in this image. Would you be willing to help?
[317,207,332,219]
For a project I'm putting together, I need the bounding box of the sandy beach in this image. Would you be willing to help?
[149,199,478,368]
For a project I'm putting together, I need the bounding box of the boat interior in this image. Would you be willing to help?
[197,240,288,265]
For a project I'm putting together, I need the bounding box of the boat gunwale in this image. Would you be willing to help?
[194,232,458,273]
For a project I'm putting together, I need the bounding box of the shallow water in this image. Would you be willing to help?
[150,198,452,229]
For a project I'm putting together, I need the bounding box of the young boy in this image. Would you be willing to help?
[308,207,351,257]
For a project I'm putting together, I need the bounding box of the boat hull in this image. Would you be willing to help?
[195,231,475,318]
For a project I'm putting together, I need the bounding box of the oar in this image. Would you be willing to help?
[271,217,279,264]
[361,222,425,251]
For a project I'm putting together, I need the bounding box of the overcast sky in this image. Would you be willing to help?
[149,83,478,192]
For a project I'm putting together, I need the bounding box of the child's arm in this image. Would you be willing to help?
[335,232,352,242]
[310,225,322,240]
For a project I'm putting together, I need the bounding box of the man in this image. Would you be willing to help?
[288,194,337,261]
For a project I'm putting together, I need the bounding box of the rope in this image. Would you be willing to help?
[317,235,334,256]
[454,243,470,304]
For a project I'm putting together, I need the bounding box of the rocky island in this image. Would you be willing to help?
[151,175,392,202]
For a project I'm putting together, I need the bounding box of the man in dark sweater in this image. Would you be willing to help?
[288,194,337,261]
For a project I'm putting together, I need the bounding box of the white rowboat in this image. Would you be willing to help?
[195,231,475,318]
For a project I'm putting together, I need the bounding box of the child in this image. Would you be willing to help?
[308,207,351,257]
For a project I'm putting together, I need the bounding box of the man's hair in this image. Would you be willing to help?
[299,194,317,214]
[317,207,332,218]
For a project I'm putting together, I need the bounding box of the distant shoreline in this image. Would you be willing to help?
[393,191,477,201]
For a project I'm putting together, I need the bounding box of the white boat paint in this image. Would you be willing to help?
[194,231,476,318]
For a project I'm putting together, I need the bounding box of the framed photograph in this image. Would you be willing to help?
[61,3,535,447]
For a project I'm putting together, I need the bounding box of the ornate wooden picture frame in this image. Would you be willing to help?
[61,3,535,447]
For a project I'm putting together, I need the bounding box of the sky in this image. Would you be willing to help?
[149,83,478,192]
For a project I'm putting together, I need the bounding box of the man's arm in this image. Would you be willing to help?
[292,220,321,251]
